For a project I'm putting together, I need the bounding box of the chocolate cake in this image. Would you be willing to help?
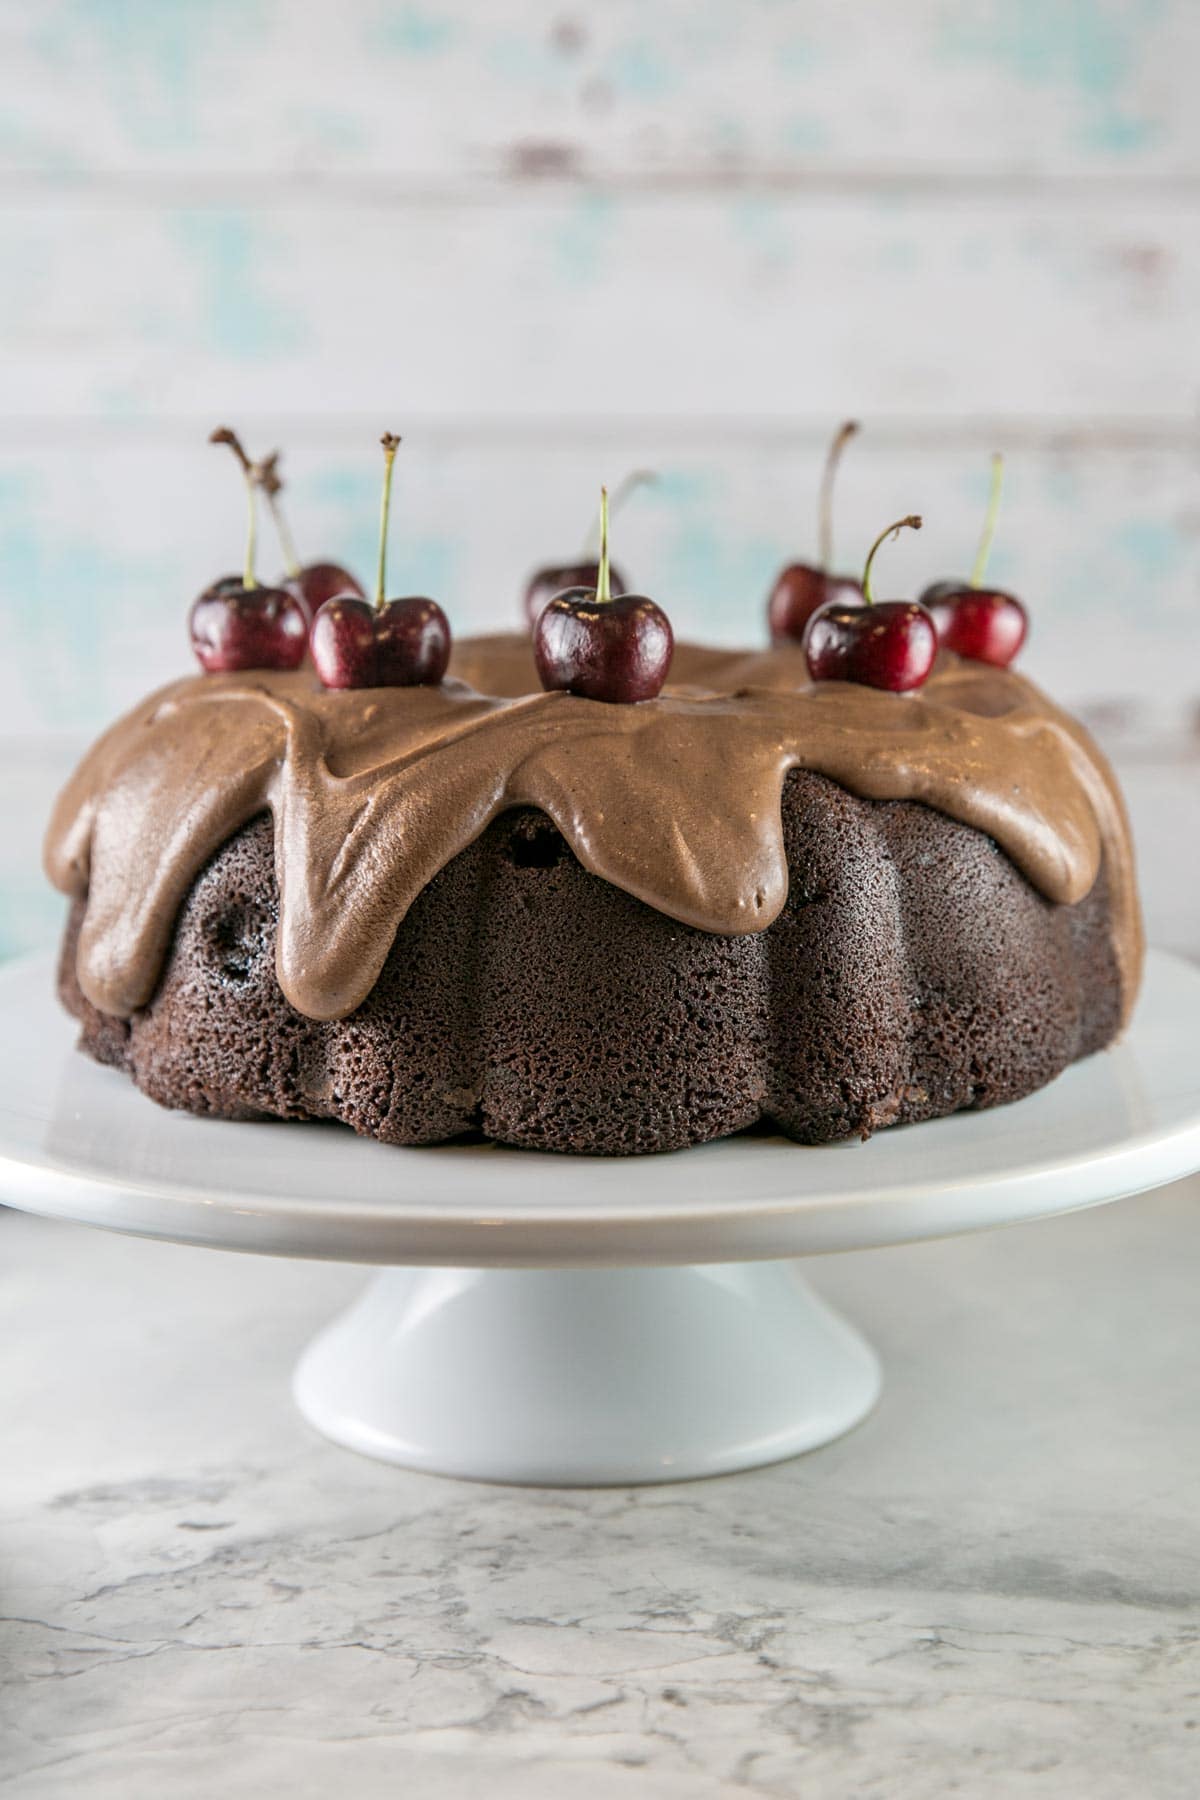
[46,635,1142,1156]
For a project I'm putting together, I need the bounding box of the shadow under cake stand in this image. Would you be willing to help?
[3,951,1199,1486]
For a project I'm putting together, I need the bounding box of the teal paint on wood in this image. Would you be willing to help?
[36,0,267,154]
[0,884,65,963]
[603,38,677,100]
[401,535,461,606]
[4,0,1195,179]
[307,463,461,604]
[1021,516,1187,626]
[484,29,569,88]
[172,212,304,358]
[649,470,716,506]
[0,113,74,174]
[781,113,831,154]
[288,464,378,589]
[939,0,1166,155]
[729,198,797,272]
[1112,518,1186,584]
[0,470,170,729]
[283,107,370,157]
[658,523,782,634]
[877,238,921,274]
[542,193,617,285]
[373,2,456,58]
[647,475,782,626]
[776,30,824,75]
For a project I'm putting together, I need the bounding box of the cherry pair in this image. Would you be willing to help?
[190,431,450,689]
[769,425,1028,680]
[189,429,362,675]
[768,422,933,691]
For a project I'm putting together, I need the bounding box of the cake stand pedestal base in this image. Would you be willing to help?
[292,1261,881,1485]
[7,954,1200,1491]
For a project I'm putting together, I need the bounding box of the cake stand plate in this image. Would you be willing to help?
[3,951,1200,1484]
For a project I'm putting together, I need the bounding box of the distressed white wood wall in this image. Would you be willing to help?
[1,0,1197,956]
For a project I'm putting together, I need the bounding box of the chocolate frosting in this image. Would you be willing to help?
[46,633,1142,1026]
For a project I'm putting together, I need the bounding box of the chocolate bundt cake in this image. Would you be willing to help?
[46,636,1142,1156]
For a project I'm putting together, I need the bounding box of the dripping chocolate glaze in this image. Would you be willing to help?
[46,633,1143,1026]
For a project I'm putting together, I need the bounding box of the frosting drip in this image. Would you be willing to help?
[46,634,1143,1025]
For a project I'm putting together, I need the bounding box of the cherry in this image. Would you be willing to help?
[769,564,862,644]
[534,485,673,703]
[522,469,652,627]
[768,420,863,643]
[927,586,1027,666]
[189,428,308,674]
[919,453,1028,667]
[255,451,364,622]
[310,434,451,690]
[804,514,935,692]
[285,559,364,618]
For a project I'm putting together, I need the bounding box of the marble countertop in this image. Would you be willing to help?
[3,1180,1199,1799]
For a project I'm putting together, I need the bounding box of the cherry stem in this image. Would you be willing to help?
[257,451,302,579]
[861,514,922,605]
[210,426,258,590]
[376,433,401,611]
[583,468,655,557]
[818,419,859,572]
[970,452,1004,588]
[595,486,612,604]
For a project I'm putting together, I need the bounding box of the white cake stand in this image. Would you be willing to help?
[3,951,1199,1485]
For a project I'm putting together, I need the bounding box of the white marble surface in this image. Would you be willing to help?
[3,1182,1199,1799]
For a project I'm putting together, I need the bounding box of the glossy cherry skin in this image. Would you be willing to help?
[310,594,451,689]
[524,558,629,628]
[920,582,1028,667]
[768,562,862,644]
[283,561,364,623]
[533,588,673,703]
[189,577,309,674]
[804,599,937,693]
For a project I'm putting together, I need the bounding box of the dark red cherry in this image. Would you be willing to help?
[311,434,451,690]
[311,594,450,689]
[284,561,364,623]
[535,589,673,703]
[768,419,861,643]
[805,513,934,693]
[769,564,862,644]
[194,429,309,673]
[311,594,374,686]
[524,558,629,629]
[921,454,1027,667]
[805,600,936,693]
[533,485,672,702]
[189,578,308,674]
[922,584,1028,667]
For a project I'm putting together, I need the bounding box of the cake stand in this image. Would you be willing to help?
[3,950,1199,1486]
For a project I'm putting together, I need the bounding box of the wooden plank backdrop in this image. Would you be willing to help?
[1,0,1197,961]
